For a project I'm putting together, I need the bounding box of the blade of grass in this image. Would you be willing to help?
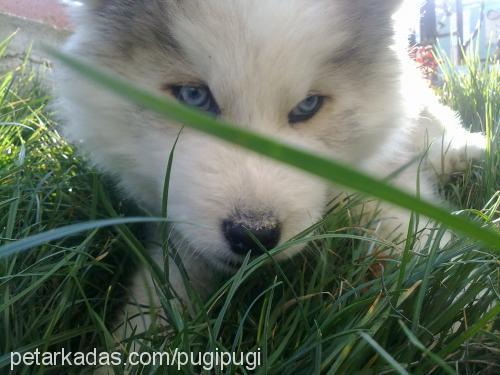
[398,320,455,375]
[436,303,500,360]
[359,332,409,375]
[0,217,166,258]
[411,227,447,333]
[45,46,500,250]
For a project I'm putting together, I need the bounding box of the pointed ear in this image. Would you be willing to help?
[373,0,404,13]
[61,0,115,16]
[69,0,109,10]
[360,0,404,14]
[62,0,124,26]
[339,0,404,17]
[332,0,405,63]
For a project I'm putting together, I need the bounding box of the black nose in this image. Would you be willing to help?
[223,217,281,255]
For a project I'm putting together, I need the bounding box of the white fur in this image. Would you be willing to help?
[55,0,486,333]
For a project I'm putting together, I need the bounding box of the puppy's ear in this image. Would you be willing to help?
[340,0,404,17]
[62,0,126,26]
[371,0,404,13]
[68,0,110,10]
[64,0,113,13]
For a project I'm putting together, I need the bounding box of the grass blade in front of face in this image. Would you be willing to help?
[46,46,500,250]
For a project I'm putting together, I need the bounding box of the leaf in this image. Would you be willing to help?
[45,46,500,250]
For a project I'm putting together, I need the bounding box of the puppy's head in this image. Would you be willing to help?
[59,0,404,270]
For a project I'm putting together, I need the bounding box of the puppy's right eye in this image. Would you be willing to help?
[171,85,221,116]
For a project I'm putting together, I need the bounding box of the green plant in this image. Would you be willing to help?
[434,43,499,210]
[0,37,498,374]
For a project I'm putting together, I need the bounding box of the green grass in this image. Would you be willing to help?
[1,37,499,374]
[434,44,499,211]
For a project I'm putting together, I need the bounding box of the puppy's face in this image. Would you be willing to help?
[60,0,403,270]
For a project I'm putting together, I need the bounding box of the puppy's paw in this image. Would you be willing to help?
[428,132,486,176]
[370,205,453,254]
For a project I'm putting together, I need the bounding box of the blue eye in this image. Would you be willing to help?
[172,85,221,115]
[288,95,325,124]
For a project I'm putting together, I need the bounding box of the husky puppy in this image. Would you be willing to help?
[56,0,485,330]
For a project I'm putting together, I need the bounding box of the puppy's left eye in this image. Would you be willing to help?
[288,95,325,124]
[170,85,221,115]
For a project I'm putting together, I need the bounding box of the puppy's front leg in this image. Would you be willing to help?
[357,162,450,252]
[117,246,217,341]
[118,249,184,340]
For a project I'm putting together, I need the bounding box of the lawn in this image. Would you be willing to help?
[0,36,499,374]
